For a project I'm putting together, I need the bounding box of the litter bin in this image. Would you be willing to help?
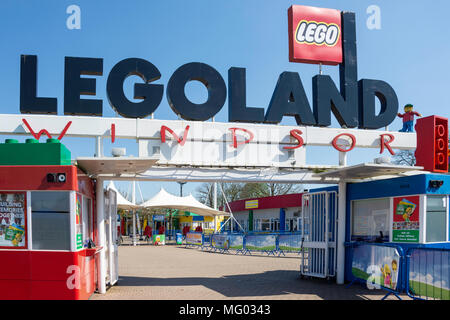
[176,233,183,245]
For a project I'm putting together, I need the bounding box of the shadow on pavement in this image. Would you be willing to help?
[115,270,394,300]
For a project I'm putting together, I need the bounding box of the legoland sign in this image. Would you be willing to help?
[1,4,428,170]
[19,5,398,131]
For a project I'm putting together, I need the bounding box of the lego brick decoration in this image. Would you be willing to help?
[288,5,343,65]
[0,138,71,166]
[415,116,449,173]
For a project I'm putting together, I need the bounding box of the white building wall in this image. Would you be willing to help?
[231,207,302,231]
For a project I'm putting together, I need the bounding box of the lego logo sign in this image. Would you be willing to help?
[288,5,343,65]
[296,21,340,46]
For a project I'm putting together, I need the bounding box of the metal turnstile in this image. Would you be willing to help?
[300,191,337,279]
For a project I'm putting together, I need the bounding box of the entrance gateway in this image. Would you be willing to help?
[0,4,446,299]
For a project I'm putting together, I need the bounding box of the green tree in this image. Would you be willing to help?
[392,150,416,166]
[196,182,303,208]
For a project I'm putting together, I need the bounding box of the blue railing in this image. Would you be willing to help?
[184,232,306,256]
[346,242,450,300]
[182,234,450,300]
[345,242,406,300]
[406,247,450,300]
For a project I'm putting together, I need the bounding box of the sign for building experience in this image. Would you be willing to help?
[8,5,416,169]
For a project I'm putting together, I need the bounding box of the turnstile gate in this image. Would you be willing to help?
[300,191,337,279]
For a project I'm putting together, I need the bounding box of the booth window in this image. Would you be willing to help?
[351,198,390,241]
[426,195,448,243]
[31,191,71,250]
[82,197,93,243]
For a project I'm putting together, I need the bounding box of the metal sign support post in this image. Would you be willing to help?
[218,183,245,233]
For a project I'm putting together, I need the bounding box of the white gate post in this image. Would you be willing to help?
[336,181,347,285]
[96,177,107,294]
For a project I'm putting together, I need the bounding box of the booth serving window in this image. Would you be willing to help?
[351,198,390,241]
[31,191,71,250]
[426,195,448,243]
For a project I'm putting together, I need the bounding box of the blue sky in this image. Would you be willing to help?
[0,0,449,201]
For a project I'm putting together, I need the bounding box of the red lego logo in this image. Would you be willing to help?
[288,5,343,65]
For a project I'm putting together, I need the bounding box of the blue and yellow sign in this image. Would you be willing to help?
[245,200,259,209]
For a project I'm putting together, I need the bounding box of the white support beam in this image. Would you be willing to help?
[101,167,342,184]
[96,177,107,294]
[0,113,417,169]
[337,181,346,285]
[0,114,416,148]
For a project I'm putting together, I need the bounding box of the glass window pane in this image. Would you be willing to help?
[82,197,93,243]
[427,196,446,212]
[426,196,447,243]
[31,192,70,212]
[32,211,70,250]
[351,198,390,241]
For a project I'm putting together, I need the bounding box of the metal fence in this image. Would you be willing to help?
[187,232,307,256]
[244,234,278,256]
[346,242,406,300]
[347,242,450,300]
[406,247,450,300]
[185,232,203,248]
[183,234,450,300]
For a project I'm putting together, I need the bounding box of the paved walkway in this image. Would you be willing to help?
[92,244,408,300]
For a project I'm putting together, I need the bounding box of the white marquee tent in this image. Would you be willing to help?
[140,188,230,217]
[107,181,141,210]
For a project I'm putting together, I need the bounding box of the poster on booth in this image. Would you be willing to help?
[76,194,83,250]
[351,244,400,291]
[392,196,420,243]
[0,192,26,248]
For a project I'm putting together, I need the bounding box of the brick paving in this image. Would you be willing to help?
[91,243,409,300]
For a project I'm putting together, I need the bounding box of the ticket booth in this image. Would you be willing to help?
[344,173,450,284]
[0,138,118,300]
[347,173,450,247]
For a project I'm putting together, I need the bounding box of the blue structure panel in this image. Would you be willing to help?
[344,173,450,284]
